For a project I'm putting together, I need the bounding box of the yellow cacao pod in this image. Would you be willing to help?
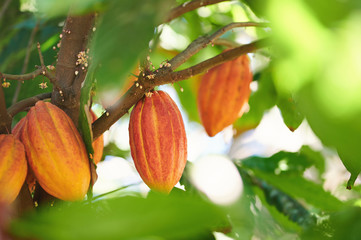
[20,101,90,201]
[129,91,187,193]
[0,134,27,204]
[90,110,104,164]
[197,54,253,137]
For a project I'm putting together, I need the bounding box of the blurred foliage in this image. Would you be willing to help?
[90,0,172,92]
[11,194,227,240]
[239,147,342,212]
[3,0,361,239]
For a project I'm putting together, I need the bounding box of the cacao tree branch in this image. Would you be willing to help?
[213,38,242,48]
[92,38,270,139]
[165,0,230,23]
[51,13,95,125]
[0,86,12,134]
[7,92,52,117]
[36,42,59,88]
[1,69,44,81]
[169,38,269,81]
[168,21,270,70]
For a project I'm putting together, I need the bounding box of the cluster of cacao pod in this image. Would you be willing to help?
[129,90,187,193]
[197,54,253,137]
[0,101,104,203]
[128,54,251,192]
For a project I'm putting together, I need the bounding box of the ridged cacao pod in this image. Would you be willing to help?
[20,101,90,201]
[12,117,26,139]
[12,117,37,194]
[90,110,104,164]
[0,134,27,203]
[129,91,187,193]
[197,54,253,137]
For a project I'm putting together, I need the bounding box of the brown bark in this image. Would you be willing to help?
[51,14,95,125]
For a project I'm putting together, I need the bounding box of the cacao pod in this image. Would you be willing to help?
[20,101,90,201]
[12,117,26,139]
[129,91,187,193]
[12,117,37,194]
[197,54,253,137]
[90,110,104,164]
[0,134,27,203]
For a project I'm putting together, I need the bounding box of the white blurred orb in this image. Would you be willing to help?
[189,155,243,205]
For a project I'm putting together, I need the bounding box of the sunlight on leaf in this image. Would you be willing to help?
[267,0,330,94]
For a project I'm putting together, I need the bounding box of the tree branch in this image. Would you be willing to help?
[165,0,230,23]
[92,38,270,139]
[0,86,12,134]
[1,42,57,85]
[7,92,52,117]
[168,22,270,70]
[1,69,44,81]
[51,14,95,125]
[170,38,269,81]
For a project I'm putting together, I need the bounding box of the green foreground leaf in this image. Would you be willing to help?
[11,195,227,240]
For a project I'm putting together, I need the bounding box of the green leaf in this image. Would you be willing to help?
[102,142,130,160]
[251,170,343,212]
[11,195,227,240]
[253,186,303,232]
[90,0,171,91]
[78,71,95,155]
[277,94,304,132]
[175,79,200,123]
[241,150,314,175]
[35,0,106,17]
[299,145,325,175]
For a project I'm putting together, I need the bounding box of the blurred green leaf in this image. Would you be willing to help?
[35,0,106,17]
[90,0,171,92]
[12,195,227,240]
[265,0,361,187]
[277,95,304,132]
[302,0,361,27]
[302,207,361,240]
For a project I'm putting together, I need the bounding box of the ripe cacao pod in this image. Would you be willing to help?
[90,110,104,164]
[197,54,253,137]
[0,134,27,203]
[20,101,90,201]
[12,117,37,194]
[12,117,26,139]
[129,91,187,193]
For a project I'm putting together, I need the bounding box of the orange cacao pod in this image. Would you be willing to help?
[20,101,90,201]
[197,54,253,137]
[13,118,37,194]
[129,91,187,193]
[0,134,27,203]
[12,117,26,139]
[90,110,104,164]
